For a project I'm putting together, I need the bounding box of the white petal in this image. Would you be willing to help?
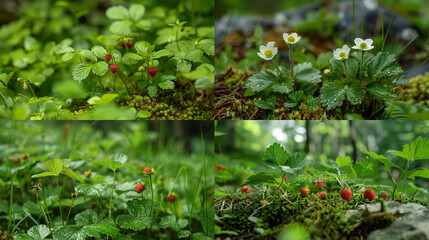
[333,49,341,56]
[333,55,342,61]
[266,55,275,61]
[257,52,266,59]
[352,46,360,50]
[342,45,350,51]
[272,48,278,56]
[354,38,363,45]
[267,41,275,49]
[295,36,301,43]
[292,33,298,38]
[366,46,375,50]
[283,33,289,40]
[259,45,267,52]
[365,39,373,46]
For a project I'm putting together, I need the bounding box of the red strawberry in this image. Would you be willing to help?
[318,192,327,200]
[261,200,267,205]
[144,167,152,174]
[120,41,126,49]
[138,163,143,168]
[13,157,19,163]
[136,183,144,194]
[341,189,352,201]
[378,192,388,200]
[314,180,324,188]
[364,189,375,201]
[283,176,288,182]
[301,188,309,197]
[168,194,175,203]
[83,171,90,177]
[126,40,133,48]
[148,67,158,77]
[110,64,118,74]
[22,154,28,160]
[241,186,251,193]
[104,54,112,63]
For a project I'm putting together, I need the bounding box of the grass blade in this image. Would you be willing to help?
[382,11,395,52]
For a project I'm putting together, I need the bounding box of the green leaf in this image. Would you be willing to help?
[286,152,310,171]
[0,72,14,86]
[195,76,214,90]
[147,86,158,97]
[245,71,276,92]
[62,52,75,62]
[75,184,108,198]
[80,50,97,62]
[336,155,352,167]
[353,157,376,179]
[123,53,143,61]
[243,172,277,186]
[129,4,145,21]
[91,46,107,59]
[345,58,359,79]
[346,80,364,105]
[64,169,85,183]
[366,82,396,99]
[320,81,346,110]
[294,62,321,83]
[366,52,396,80]
[53,226,86,240]
[153,49,174,59]
[109,20,133,33]
[106,6,129,20]
[92,61,109,76]
[197,39,214,56]
[263,143,290,166]
[362,147,401,169]
[177,60,192,72]
[136,20,151,30]
[160,218,183,231]
[134,41,154,55]
[72,62,94,83]
[92,153,127,171]
[409,137,429,161]
[254,96,276,110]
[185,49,204,62]
[157,75,176,90]
[75,209,98,227]
[137,111,151,119]
[271,76,293,94]
[402,168,429,179]
[178,230,192,238]
[28,225,50,239]
[116,215,151,231]
[31,172,56,178]
[83,224,119,238]
[45,158,63,176]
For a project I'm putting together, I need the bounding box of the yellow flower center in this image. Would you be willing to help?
[287,35,295,42]
[360,42,368,49]
[264,49,273,58]
[339,52,347,59]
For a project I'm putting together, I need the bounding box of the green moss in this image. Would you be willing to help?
[399,73,429,106]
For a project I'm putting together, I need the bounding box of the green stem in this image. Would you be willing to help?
[343,61,350,81]
[66,197,75,225]
[36,192,52,233]
[7,173,16,233]
[392,160,411,200]
[5,88,16,105]
[148,175,154,239]
[97,76,104,90]
[289,45,294,77]
[176,23,181,52]
[109,170,116,219]
[272,57,282,77]
[190,0,198,37]
[56,176,64,226]
[359,51,364,82]
[276,173,286,191]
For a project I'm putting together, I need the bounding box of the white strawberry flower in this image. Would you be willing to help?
[283,32,301,45]
[352,38,374,51]
[257,41,278,61]
[333,45,351,61]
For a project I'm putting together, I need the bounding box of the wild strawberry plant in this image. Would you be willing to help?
[0,0,214,120]
[0,121,213,240]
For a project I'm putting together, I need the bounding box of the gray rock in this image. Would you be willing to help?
[344,201,429,240]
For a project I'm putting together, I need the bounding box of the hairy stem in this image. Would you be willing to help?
[343,61,350,81]
[36,192,52,233]
[190,0,198,37]
[148,175,154,239]
[289,45,294,77]
[66,197,75,225]
[56,176,64,226]
[109,170,116,219]
[359,51,364,82]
